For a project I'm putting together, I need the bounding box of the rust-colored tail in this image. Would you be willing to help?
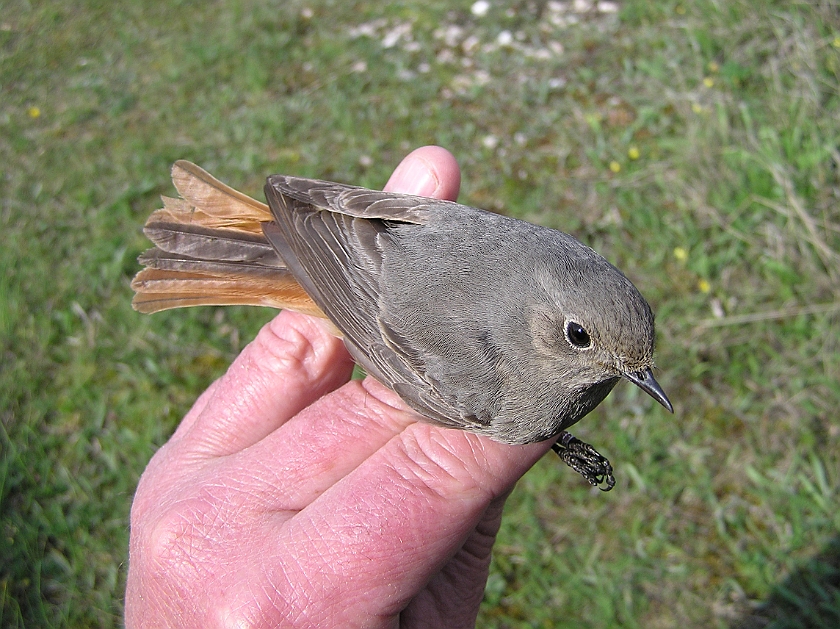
[131,161,325,318]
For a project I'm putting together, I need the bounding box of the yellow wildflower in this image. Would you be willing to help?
[27,106,41,118]
[609,161,621,173]
[628,146,640,160]
[673,247,688,262]
[698,279,711,293]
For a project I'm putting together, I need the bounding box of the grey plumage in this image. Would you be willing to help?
[262,175,670,445]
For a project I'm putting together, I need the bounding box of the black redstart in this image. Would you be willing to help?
[133,160,672,489]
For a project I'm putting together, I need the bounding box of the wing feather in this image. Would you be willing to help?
[263,177,478,430]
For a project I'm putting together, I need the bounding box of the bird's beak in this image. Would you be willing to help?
[623,368,673,413]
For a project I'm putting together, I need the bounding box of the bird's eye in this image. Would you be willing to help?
[565,321,591,349]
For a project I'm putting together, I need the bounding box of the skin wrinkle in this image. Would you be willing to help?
[174,378,222,438]
[400,550,489,628]
[265,519,373,625]
[180,312,354,459]
[403,514,502,629]
[196,504,318,626]
[210,569,285,629]
[390,433,477,503]
[262,475,457,624]
[304,430,532,611]
[402,576,474,629]
[216,459,298,513]
[337,378,420,436]
[226,380,420,513]
[144,472,274,624]
[263,313,347,383]
[252,559,317,629]
[248,551,304,626]
[147,499,218,582]
[141,514,205,620]
[389,425,500,505]
[358,376,423,425]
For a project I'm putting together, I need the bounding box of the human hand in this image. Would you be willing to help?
[125,146,554,628]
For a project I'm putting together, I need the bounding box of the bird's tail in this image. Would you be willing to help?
[131,160,324,318]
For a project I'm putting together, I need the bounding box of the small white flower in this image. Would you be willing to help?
[348,19,385,39]
[597,1,619,13]
[482,134,499,149]
[549,41,564,55]
[437,48,456,63]
[473,69,491,85]
[573,0,592,12]
[382,29,402,48]
[359,155,373,167]
[548,14,568,27]
[462,34,481,53]
[496,30,513,46]
[471,0,491,17]
[381,22,412,49]
[450,74,472,93]
[436,24,464,47]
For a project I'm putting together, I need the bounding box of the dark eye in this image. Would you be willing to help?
[565,321,591,348]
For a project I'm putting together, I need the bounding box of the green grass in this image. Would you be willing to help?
[1,0,838,626]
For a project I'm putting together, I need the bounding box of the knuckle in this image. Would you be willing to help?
[257,313,346,384]
[140,496,219,581]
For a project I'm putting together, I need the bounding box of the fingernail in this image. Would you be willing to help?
[386,157,439,196]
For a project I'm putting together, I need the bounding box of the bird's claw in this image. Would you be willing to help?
[552,431,616,491]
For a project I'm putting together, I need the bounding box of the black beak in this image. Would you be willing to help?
[623,368,673,413]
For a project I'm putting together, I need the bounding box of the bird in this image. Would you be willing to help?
[132,160,672,489]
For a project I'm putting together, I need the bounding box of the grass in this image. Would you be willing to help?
[1,0,838,626]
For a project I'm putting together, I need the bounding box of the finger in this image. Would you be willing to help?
[249,427,554,626]
[401,491,508,628]
[385,145,461,200]
[208,378,420,513]
[174,310,355,458]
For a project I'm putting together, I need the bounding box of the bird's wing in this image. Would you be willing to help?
[263,176,481,430]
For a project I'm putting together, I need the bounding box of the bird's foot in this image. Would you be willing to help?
[552,431,615,491]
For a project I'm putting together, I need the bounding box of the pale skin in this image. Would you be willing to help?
[125,146,555,628]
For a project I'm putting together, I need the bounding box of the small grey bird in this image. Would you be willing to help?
[133,161,672,489]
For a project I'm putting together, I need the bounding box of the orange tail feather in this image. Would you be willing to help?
[131,161,326,319]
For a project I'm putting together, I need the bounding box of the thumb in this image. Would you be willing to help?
[384,145,461,200]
